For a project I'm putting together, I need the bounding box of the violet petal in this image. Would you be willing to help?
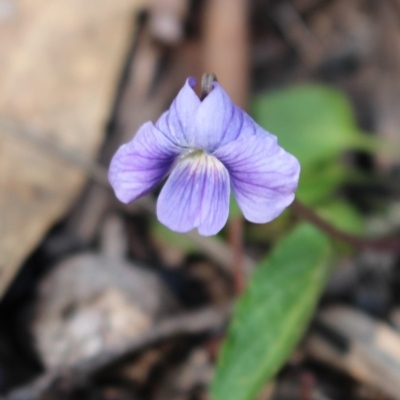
[193,83,244,151]
[108,122,182,203]
[194,83,277,151]
[214,134,300,223]
[157,153,230,236]
[155,77,200,147]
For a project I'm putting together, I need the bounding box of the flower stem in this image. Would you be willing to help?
[228,216,245,295]
[291,199,400,251]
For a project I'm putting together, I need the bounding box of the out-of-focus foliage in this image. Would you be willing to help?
[252,85,358,205]
[151,220,199,252]
[251,84,377,234]
[211,224,332,400]
[252,84,368,169]
[296,163,348,205]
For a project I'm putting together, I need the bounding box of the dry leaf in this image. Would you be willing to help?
[0,0,146,298]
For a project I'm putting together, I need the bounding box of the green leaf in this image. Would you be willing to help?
[211,223,332,400]
[251,85,363,170]
[296,163,348,205]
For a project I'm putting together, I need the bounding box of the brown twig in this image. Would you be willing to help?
[5,304,231,400]
[291,198,400,251]
[271,1,325,69]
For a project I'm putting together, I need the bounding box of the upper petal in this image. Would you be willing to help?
[157,152,230,236]
[214,134,300,223]
[193,83,277,151]
[193,82,244,151]
[109,122,182,203]
[155,77,200,147]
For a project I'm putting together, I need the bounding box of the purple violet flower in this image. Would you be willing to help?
[109,77,300,236]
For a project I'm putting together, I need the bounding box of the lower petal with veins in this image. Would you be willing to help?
[157,152,230,236]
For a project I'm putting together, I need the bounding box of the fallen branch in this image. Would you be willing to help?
[5,304,231,400]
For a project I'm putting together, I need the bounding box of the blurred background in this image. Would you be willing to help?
[2,0,400,399]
